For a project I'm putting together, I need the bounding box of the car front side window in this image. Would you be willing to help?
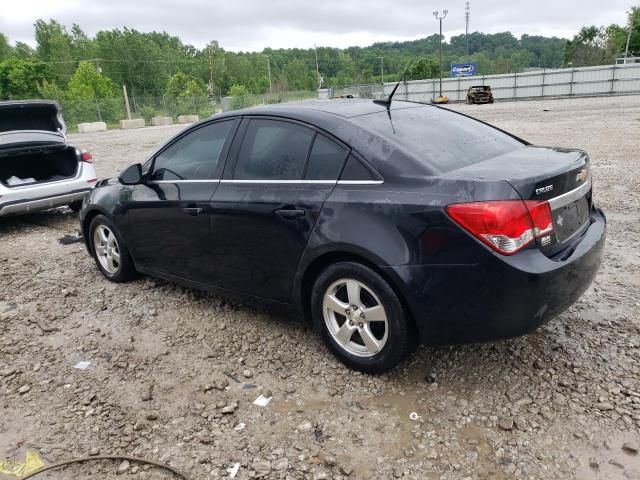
[151,121,233,181]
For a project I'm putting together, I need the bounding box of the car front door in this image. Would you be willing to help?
[128,119,239,282]
[208,117,348,302]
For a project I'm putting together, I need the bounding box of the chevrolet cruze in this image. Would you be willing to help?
[80,99,606,372]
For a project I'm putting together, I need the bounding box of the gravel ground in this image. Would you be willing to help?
[1,95,640,480]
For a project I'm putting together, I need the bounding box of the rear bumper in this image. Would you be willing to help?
[0,188,91,216]
[384,208,606,345]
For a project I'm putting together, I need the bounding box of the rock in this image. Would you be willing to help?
[89,447,100,456]
[622,442,639,455]
[1,368,15,377]
[313,471,329,480]
[252,458,271,474]
[18,385,31,394]
[272,457,288,471]
[117,460,130,474]
[324,456,337,467]
[339,465,354,476]
[221,405,236,414]
[608,459,625,469]
[211,373,229,391]
[513,415,529,431]
[589,457,599,469]
[298,421,313,431]
[242,369,253,378]
[426,449,438,460]
[146,412,159,421]
[596,402,614,411]
[498,417,514,431]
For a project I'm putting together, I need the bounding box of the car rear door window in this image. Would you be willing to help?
[151,121,233,181]
[234,119,314,180]
[304,134,347,180]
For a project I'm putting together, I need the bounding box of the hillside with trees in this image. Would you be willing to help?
[0,7,637,125]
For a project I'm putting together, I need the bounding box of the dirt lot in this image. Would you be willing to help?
[1,95,640,480]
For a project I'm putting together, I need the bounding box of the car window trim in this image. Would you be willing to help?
[147,117,240,182]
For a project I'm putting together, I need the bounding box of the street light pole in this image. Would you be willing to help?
[433,9,448,98]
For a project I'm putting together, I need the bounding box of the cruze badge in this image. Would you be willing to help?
[535,185,553,195]
[576,168,588,183]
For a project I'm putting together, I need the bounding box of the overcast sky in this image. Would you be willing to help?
[0,0,633,52]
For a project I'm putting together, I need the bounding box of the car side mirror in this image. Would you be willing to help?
[119,163,143,185]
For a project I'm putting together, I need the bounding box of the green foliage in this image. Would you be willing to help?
[628,6,640,56]
[0,33,12,61]
[0,58,49,99]
[229,84,251,110]
[64,61,121,124]
[406,58,439,80]
[165,71,207,115]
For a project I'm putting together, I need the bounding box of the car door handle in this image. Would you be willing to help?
[274,208,305,219]
[183,207,204,216]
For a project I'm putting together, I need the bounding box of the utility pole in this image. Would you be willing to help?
[624,23,632,62]
[122,85,131,120]
[465,1,470,57]
[314,44,321,90]
[207,46,214,94]
[265,55,272,93]
[377,56,384,84]
[433,9,448,98]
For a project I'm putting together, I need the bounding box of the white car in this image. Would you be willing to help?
[0,100,97,216]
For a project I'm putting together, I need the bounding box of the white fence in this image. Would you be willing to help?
[379,63,640,103]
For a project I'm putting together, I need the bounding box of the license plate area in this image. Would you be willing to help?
[553,195,590,243]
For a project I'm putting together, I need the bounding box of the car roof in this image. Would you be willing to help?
[225,99,428,119]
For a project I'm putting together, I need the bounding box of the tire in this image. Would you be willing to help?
[311,262,411,373]
[88,214,136,282]
[68,201,82,213]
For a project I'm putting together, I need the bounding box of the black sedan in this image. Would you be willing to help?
[80,99,606,372]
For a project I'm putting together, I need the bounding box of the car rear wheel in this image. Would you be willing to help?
[311,262,411,373]
[89,214,136,282]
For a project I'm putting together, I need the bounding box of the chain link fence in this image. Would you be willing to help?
[57,91,318,131]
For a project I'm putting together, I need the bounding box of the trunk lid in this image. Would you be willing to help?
[0,100,67,153]
[448,146,592,256]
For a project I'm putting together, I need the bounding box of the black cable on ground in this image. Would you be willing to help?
[21,454,193,480]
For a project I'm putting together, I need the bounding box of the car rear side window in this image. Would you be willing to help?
[152,121,233,181]
[304,134,347,180]
[234,119,314,180]
[351,105,524,174]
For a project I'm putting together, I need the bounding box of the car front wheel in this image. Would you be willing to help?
[311,262,411,373]
[89,214,136,282]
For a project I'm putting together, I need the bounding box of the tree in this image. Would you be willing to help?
[34,19,75,84]
[165,71,206,115]
[65,60,121,124]
[0,58,49,99]
[627,6,640,56]
[229,84,251,110]
[406,58,439,80]
[0,33,12,61]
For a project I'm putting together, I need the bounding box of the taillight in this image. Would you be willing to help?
[81,151,93,163]
[446,200,554,255]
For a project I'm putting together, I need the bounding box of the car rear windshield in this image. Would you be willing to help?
[351,104,524,174]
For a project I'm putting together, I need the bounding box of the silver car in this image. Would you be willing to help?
[0,100,97,216]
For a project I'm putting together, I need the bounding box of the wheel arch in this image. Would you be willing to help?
[81,207,113,253]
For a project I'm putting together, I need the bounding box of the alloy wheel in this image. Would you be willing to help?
[93,224,121,275]
[322,278,389,357]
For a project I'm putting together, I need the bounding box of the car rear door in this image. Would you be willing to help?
[208,117,348,302]
[128,118,239,282]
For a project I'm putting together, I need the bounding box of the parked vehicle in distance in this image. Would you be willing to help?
[80,99,606,372]
[467,85,494,104]
[0,100,96,216]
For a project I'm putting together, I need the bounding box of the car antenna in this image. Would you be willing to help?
[373,60,414,110]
